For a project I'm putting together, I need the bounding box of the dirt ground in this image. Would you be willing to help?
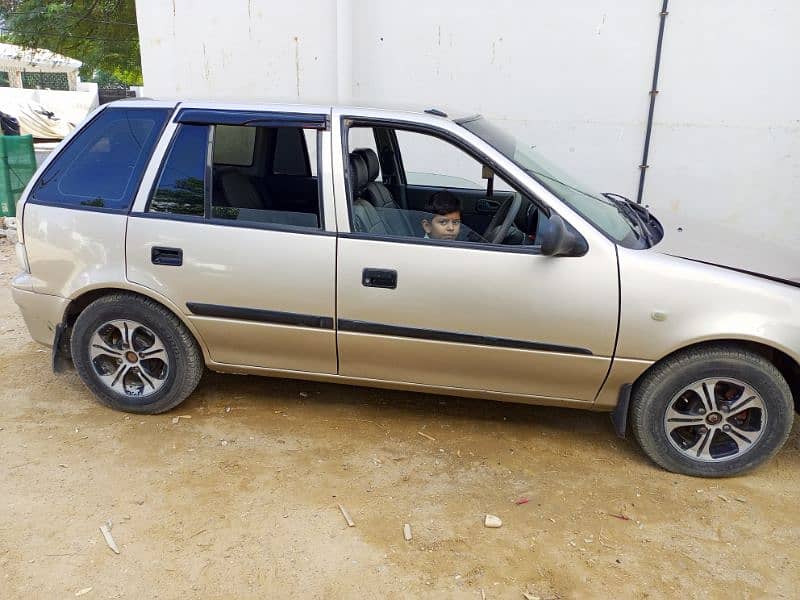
[1,236,799,599]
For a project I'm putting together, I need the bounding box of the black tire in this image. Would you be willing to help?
[70,293,204,414]
[630,344,794,477]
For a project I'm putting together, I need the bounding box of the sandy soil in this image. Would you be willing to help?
[1,236,799,599]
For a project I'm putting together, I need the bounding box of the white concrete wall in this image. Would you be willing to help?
[135,0,338,101]
[135,0,800,243]
[350,2,656,204]
[646,2,800,243]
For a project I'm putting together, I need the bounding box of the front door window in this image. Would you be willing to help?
[345,124,551,248]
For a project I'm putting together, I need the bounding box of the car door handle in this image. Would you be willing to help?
[151,246,183,266]
[362,268,397,289]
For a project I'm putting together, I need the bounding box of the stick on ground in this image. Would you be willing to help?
[338,504,355,527]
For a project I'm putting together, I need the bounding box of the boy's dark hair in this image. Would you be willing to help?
[425,190,461,216]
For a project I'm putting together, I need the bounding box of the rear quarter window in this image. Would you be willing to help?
[31,107,170,211]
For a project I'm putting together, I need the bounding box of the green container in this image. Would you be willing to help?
[0,134,37,218]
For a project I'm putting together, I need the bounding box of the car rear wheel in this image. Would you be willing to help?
[630,344,794,477]
[70,293,203,414]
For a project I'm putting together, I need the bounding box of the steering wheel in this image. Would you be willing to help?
[482,193,523,244]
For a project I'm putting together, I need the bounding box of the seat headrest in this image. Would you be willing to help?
[354,148,380,182]
[349,153,369,194]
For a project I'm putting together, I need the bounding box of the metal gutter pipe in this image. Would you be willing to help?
[636,0,669,204]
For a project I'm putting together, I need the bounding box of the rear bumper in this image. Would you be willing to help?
[11,279,68,347]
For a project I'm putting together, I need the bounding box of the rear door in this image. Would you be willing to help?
[127,106,338,374]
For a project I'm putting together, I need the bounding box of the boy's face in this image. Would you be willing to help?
[423,211,461,240]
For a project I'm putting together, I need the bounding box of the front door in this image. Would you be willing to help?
[127,108,338,374]
[334,115,619,402]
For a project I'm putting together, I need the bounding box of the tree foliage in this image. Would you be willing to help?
[0,0,142,85]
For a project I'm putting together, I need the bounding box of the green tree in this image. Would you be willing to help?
[0,0,142,85]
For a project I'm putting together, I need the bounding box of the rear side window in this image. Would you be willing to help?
[150,124,208,216]
[212,126,319,227]
[213,125,255,166]
[147,121,322,230]
[273,127,310,176]
[32,107,169,211]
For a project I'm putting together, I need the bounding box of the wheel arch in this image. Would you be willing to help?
[633,339,800,412]
[59,285,210,364]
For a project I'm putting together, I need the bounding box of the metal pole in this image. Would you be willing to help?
[636,0,669,204]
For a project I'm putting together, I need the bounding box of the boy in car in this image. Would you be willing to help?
[422,190,462,241]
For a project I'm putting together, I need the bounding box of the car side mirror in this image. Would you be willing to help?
[539,214,588,257]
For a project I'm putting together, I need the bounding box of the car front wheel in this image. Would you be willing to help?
[630,344,794,477]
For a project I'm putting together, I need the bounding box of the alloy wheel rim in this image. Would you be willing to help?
[663,377,767,463]
[89,319,169,398]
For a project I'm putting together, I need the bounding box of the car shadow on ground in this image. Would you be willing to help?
[187,370,655,467]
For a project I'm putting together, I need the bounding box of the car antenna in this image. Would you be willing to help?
[424,108,448,117]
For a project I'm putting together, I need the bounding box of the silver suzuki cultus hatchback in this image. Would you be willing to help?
[11,100,800,477]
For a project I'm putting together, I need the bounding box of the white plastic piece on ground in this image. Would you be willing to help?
[99,524,120,554]
[484,514,502,528]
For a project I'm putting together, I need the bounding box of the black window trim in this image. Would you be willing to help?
[176,108,328,129]
[338,230,548,255]
[145,113,328,231]
[316,129,326,228]
[204,125,214,219]
[25,105,174,215]
[24,199,131,215]
[144,122,209,217]
[129,210,337,237]
[340,116,583,257]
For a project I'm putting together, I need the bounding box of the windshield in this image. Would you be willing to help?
[460,116,646,248]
